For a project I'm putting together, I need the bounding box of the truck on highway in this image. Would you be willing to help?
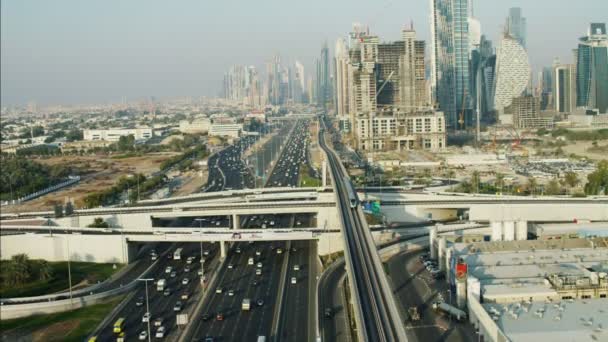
[174,247,183,260]
[242,298,251,311]
[157,279,166,291]
[432,301,467,321]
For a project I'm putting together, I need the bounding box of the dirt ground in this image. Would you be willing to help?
[561,141,608,161]
[172,169,208,197]
[31,320,80,342]
[5,153,179,212]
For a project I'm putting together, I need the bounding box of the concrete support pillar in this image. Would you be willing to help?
[490,221,503,241]
[127,242,139,263]
[219,241,226,259]
[503,221,515,241]
[515,220,528,241]
[322,160,328,187]
[232,214,239,229]
[430,225,438,259]
[456,278,467,309]
[438,237,447,272]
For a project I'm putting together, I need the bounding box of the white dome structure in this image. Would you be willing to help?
[493,34,530,113]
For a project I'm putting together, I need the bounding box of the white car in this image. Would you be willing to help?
[293,265,300,271]
[182,278,190,285]
[154,317,163,327]
[228,289,234,296]
[256,269,262,276]
[256,262,263,268]
[165,266,172,274]
[142,312,151,322]
[291,277,297,284]
[216,287,223,294]
[155,326,165,338]
[139,330,148,340]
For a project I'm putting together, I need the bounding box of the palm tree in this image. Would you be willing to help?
[38,260,53,281]
[495,173,505,194]
[445,168,456,187]
[527,177,538,196]
[8,254,31,285]
[471,171,481,194]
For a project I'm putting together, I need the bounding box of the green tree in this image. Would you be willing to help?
[87,217,109,228]
[564,172,579,189]
[545,179,561,196]
[64,201,74,216]
[7,254,31,285]
[585,160,608,195]
[471,171,481,194]
[495,173,505,194]
[38,260,53,281]
[527,176,538,196]
[54,204,64,218]
[116,134,135,151]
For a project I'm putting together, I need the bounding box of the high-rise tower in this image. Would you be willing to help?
[575,23,608,113]
[430,0,472,129]
[505,7,527,49]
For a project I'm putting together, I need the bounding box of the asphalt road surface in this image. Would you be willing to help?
[319,258,352,342]
[386,250,476,342]
[265,120,310,188]
[95,243,218,341]
[277,240,318,342]
[191,241,287,341]
[205,136,257,192]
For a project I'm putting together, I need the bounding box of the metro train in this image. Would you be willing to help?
[343,176,359,208]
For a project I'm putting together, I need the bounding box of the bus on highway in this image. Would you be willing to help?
[174,247,183,260]
[113,317,125,333]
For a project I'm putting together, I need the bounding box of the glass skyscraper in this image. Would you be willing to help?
[576,23,608,113]
[430,0,471,129]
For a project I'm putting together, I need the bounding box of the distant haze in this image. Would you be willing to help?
[1,0,606,106]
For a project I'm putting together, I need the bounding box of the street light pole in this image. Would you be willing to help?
[138,278,154,342]
[66,232,73,307]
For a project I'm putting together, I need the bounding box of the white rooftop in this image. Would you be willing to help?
[483,298,608,342]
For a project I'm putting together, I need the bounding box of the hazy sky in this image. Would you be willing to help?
[1,0,606,106]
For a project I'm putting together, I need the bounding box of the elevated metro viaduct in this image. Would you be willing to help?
[363,192,608,241]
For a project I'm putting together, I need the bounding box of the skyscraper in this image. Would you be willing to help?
[400,27,429,111]
[316,43,331,109]
[294,61,306,103]
[554,64,577,113]
[493,34,530,114]
[505,7,527,49]
[430,0,472,129]
[335,38,349,115]
[575,23,608,113]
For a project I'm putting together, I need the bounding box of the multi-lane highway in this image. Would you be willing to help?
[206,136,257,192]
[190,119,318,341]
[191,241,287,341]
[95,243,218,341]
[276,240,318,342]
[319,116,407,341]
[265,120,310,187]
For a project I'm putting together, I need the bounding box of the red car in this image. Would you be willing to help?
[216,313,224,321]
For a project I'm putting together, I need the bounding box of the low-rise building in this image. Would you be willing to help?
[355,110,446,151]
[208,123,242,138]
[83,128,153,142]
[179,118,211,134]
[435,237,608,342]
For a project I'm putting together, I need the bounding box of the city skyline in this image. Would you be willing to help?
[1,0,607,106]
